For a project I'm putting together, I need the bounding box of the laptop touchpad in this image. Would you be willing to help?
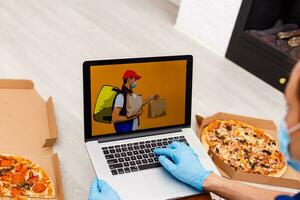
[144,170,185,197]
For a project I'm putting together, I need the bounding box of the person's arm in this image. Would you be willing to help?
[203,173,292,200]
[142,94,159,106]
[154,142,294,200]
[112,107,141,122]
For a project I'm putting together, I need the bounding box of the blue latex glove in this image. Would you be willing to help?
[88,178,121,200]
[154,141,212,191]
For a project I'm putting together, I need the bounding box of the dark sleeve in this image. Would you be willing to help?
[276,192,300,200]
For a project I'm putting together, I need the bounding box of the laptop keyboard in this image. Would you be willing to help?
[102,136,189,175]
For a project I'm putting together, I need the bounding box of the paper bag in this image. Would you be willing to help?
[148,98,167,118]
[126,93,143,117]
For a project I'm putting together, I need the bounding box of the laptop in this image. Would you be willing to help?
[83,55,219,200]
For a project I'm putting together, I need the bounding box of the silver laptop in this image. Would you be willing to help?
[83,55,219,200]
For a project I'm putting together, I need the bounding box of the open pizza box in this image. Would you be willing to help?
[196,112,300,189]
[0,79,64,199]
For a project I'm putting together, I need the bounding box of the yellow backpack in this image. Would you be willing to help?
[93,85,120,123]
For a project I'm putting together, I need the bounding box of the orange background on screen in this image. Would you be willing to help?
[90,60,187,136]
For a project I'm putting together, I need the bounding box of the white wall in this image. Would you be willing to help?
[175,0,242,56]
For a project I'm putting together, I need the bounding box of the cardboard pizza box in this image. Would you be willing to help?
[0,79,64,199]
[196,112,300,189]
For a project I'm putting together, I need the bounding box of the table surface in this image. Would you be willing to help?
[0,0,297,199]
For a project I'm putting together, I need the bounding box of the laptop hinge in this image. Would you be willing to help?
[96,127,184,143]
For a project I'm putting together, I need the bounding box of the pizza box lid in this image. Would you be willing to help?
[0,79,57,148]
[196,112,300,189]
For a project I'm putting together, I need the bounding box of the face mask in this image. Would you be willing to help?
[279,119,300,171]
[131,82,137,89]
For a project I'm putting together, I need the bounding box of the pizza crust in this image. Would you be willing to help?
[200,126,210,152]
[13,196,30,200]
[270,164,288,177]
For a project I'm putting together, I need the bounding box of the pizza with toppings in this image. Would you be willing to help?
[0,154,55,199]
[201,120,287,177]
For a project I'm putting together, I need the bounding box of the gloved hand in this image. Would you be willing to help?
[88,177,121,200]
[154,141,212,191]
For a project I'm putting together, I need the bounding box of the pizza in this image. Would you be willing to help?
[201,120,287,177]
[0,154,55,199]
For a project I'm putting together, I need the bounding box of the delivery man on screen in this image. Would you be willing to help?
[88,62,300,200]
[112,70,158,133]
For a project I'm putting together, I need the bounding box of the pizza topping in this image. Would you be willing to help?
[262,150,272,156]
[226,125,232,131]
[33,182,46,193]
[0,159,13,167]
[15,165,22,172]
[11,173,25,184]
[15,165,28,175]
[1,173,12,182]
[0,166,13,176]
[19,182,31,190]
[3,182,10,188]
[11,187,26,197]
[27,175,39,185]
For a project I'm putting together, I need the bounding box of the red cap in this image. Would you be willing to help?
[123,70,141,80]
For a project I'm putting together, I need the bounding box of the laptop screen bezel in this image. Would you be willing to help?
[83,55,193,142]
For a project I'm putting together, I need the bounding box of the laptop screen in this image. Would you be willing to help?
[83,56,192,139]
